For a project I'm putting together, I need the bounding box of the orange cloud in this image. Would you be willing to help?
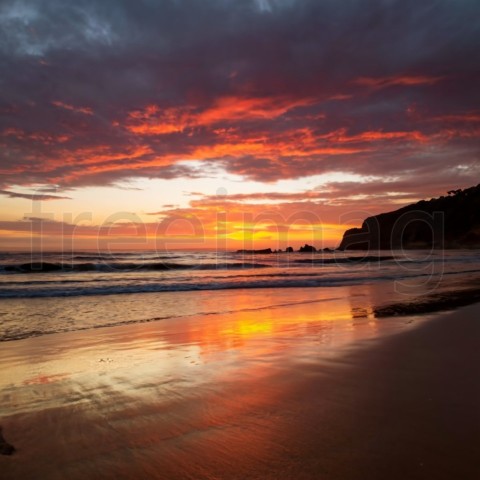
[62,145,153,166]
[319,128,427,143]
[196,95,317,124]
[126,105,189,134]
[3,88,476,191]
[190,127,368,161]
[124,95,318,135]
[22,145,156,186]
[124,104,428,171]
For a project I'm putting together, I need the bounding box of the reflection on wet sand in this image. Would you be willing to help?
[0,284,430,479]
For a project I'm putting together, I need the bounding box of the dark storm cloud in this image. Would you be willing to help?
[0,0,479,190]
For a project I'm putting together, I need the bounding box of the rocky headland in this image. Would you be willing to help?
[338,184,480,250]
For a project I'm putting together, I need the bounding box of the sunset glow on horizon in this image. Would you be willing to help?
[1,0,479,251]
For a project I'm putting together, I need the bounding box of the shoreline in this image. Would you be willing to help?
[1,278,479,344]
[1,288,479,478]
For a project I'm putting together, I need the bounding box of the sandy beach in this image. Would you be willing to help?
[1,286,479,480]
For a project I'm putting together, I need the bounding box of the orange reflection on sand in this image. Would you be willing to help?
[220,315,274,338]
[75,289,368,365]
[0,284,411,427]
[22,373,68,385]
[149,291,372,361]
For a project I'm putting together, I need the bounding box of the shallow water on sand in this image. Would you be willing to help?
[0,280,442,480]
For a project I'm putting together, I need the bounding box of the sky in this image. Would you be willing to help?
[0,0,479,251]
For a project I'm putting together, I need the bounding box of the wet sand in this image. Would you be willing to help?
[0,290,479,479]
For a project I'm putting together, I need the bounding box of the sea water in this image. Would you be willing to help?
[1,249,479,342]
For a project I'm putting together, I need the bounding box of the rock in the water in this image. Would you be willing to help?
[285,246,294,253]
[0,427,15,455]
[236,248,273,254]
[299,244,317,253]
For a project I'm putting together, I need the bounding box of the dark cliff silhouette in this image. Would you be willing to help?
[338,184,480,250]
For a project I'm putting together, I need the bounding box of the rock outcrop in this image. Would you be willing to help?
[299,244,317,253]
[338,184,480,250]
[236,248,273,254]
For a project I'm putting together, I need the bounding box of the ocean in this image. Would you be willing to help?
[1,249,479,343]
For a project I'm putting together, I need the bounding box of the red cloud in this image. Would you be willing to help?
[1,128,70,145]
[0,0,478,200]
[318,128,427,143]
[354,75,445,89]
[124,95,318,135]
[431,113,480,123]
[52,101,94,115]
[195,95,317,124]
